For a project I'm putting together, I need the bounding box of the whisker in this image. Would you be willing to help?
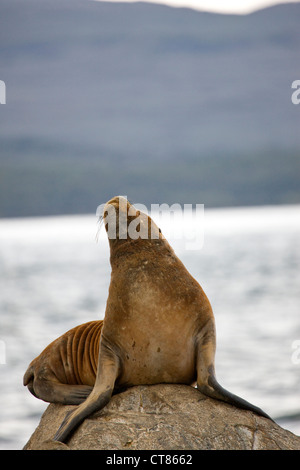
[95,203,105,243]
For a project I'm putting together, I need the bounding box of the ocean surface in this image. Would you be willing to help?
[0,204,299,449]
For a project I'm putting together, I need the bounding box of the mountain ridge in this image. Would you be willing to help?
[0,0,299,216]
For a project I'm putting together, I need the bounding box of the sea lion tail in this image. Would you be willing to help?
[198,366,273,421]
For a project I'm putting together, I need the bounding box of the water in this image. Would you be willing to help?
[0,204,299,449]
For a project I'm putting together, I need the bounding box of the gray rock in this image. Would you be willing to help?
[23,384,300,450]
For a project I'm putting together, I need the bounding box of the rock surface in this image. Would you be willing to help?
[23,384,300,450]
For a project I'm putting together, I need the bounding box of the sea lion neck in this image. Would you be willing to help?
[108,237,171,265]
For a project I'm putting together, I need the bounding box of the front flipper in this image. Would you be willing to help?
[53,341,120,443]
[195,322,273,421]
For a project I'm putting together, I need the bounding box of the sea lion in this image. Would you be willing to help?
[24,321,103,405]
[51,195,272,443]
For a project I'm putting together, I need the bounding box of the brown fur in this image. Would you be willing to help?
[23,321,102,404]
[24,196,272,443]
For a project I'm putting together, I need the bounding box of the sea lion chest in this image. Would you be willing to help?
[102,251,204,386]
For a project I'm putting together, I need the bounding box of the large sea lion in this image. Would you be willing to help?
[24,321,103,405]
[25,196,272,443]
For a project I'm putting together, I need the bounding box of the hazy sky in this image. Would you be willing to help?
[98,0,300,14]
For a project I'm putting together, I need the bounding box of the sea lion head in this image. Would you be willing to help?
[98,196,167,252]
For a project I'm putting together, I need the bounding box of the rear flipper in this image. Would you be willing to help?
[24,372,92,405]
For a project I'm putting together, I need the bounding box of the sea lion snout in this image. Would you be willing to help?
[101,196,160,242]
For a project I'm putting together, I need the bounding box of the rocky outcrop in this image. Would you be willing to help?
[23,384,300,450]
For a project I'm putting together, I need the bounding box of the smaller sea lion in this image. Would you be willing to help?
[23,321,103,405]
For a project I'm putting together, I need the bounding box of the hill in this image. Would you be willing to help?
[0,0,299,216]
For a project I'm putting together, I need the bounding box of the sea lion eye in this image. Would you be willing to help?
[159,228,161,233]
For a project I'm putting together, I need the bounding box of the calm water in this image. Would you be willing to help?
[0,205,299,449]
